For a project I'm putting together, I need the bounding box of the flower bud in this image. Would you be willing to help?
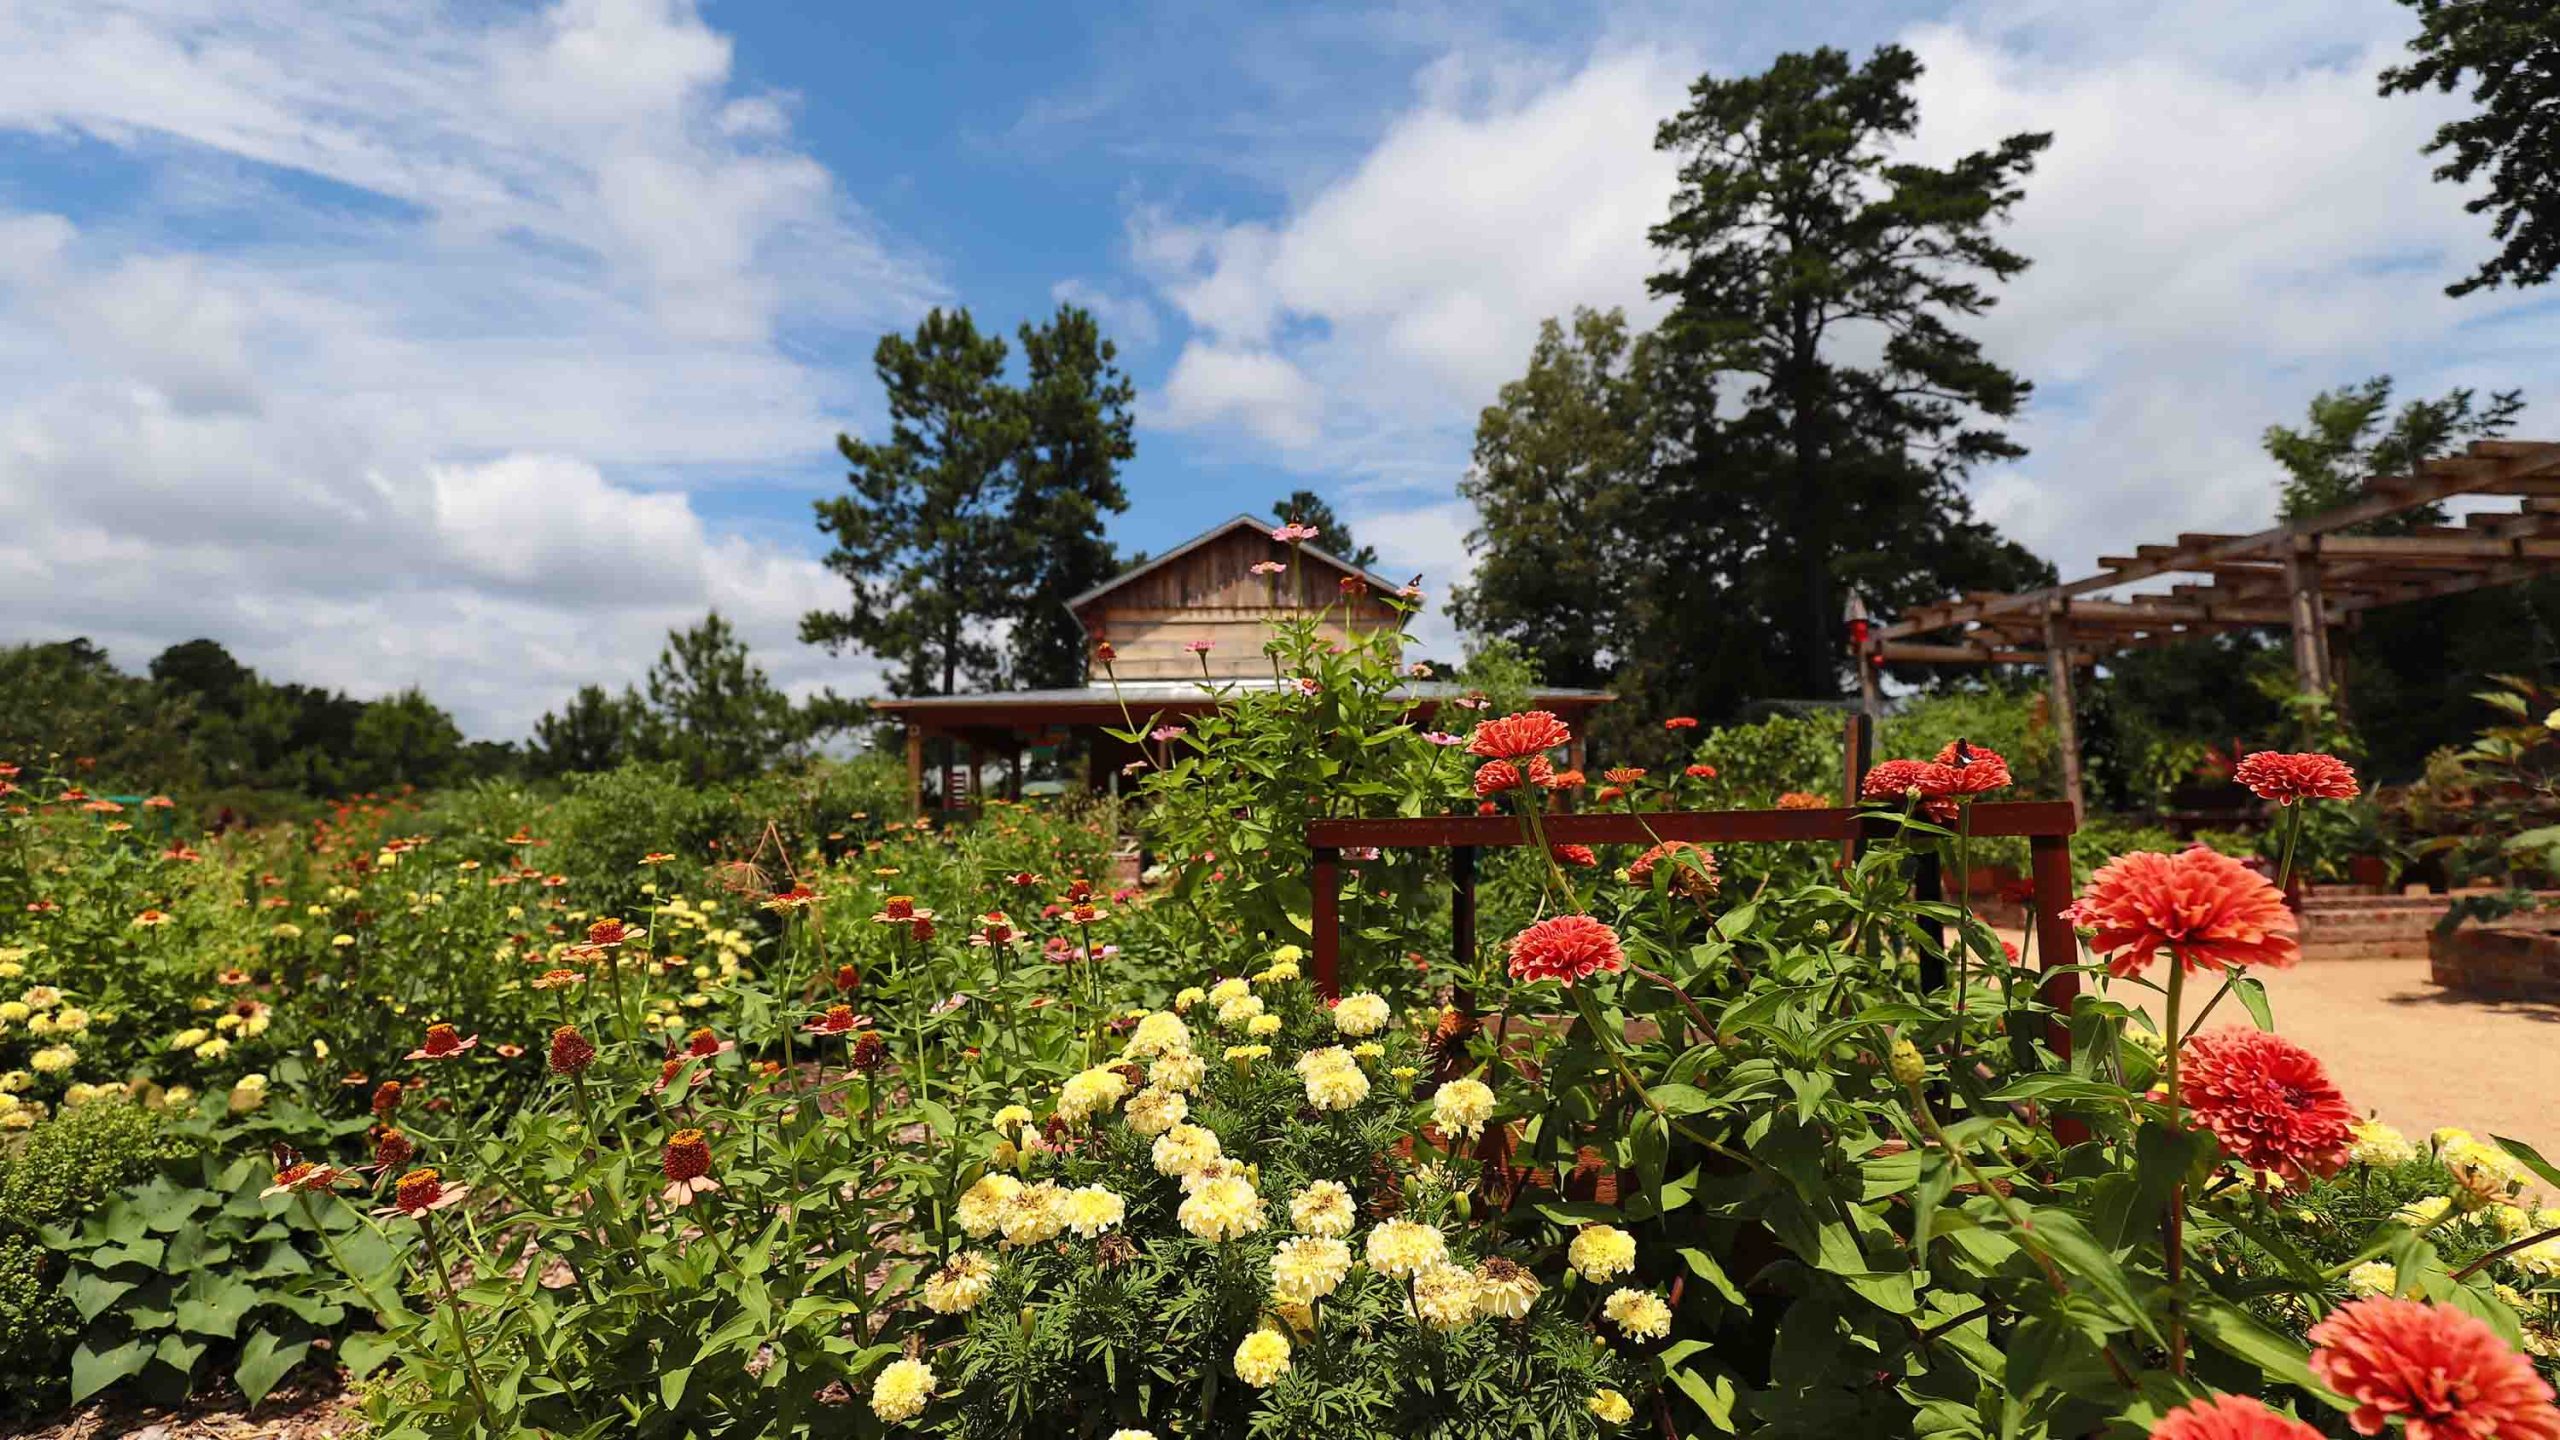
[1889,1038,1928,1089]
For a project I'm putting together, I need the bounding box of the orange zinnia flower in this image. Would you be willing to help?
[2307,1297,2560,1440]
[2146,1395,2322,1440]
[2074,847,2297,979]
[1932,740,2011,796]
[2178,1028,2355,1188]
[1505,915,1625,986]
[2233,751,2360,806]
[407,1023,479,1061]
[662,1130,720,1206]
[1466,710,1573,761]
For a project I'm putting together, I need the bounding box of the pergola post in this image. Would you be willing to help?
[904,724,925,819]
[1008,745,1023,802]
[2285,541,2333,695]
[2041,605,2085,816]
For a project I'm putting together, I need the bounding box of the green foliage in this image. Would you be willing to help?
[2266,374,2523,527]
[1880,683,2063,800]
[1685,711,1844,805]
[2381,0,2560,296]
[806,302,1135,694]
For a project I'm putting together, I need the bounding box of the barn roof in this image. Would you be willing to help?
[1064,514,1408,613]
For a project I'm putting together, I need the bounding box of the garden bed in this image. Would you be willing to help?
[2429,921,2560,1000]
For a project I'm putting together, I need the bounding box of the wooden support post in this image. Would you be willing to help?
[1841,713,1871,869]
[1311,847,1341,999]
[1450,845,1477,978]
[904,724,924,819]
[1008,746,1023,802]
[1856,644,1883,722]
[2285,542,2333,695]
[2030,830,2083,1075]
[2041,606,2085,817]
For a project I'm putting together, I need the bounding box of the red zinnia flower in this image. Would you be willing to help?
[371,1126,415,1172]
[2178,1028,2356,1187]
[378,1167,468,1219]
[1550,844,1599,867]
[547,1024,596,1076]
[1475,801,1499,816]
[832,963,862,990]
[2147,1394,2323,1440]
[2233,751,2361,806]
[262,1159,349,1199]
[2075,847,2298,979]
[1604,767,1647,786]
[1932,740,2012,796]
[805,1005,871,1036]
[1663,716,1698,730]
[662,1129,721,1206]
[2307,1296,2560,1440]
[1595,785,1625,803]
[683,1027,735,1059]
[585,917,638,946]
[407,1023,478,1061]
[1540,766,1584,791]
[1466,710,1573,761]
[1473,759,1524,798]
[1505,915,1625,985]
[371,1080,405,1118]
[1685,763,1716,779]
[1860,759,1961,820]
[1629,840,1720,900]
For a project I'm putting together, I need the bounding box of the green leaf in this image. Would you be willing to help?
[338,1330,400,1379]
[234,1329,311,1405]
[70,1339,153,1402]
[154,1330,209,1379]
[2187,1297,2332,1401]
[2028,1209,2160,1343]
[2493,1134,2560,1193]
[63,1270,135,1324]
[175,1274,261,1339]
[2233,975,2273,1031]
[1677,1248,1746,1307]
[660,1365,693,1409]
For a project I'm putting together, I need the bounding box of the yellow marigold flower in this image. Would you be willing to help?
[1588,1388,1635,1425]
[1569,1224,1638,1283]
[1409,1263,1480,1331]
[1152,1048,1206,1093]
[2441,1135,2527,1209]
[1301,1057,1369,1111]
[1178,1175,1265,1242]
[1247,1013,1283,1038]
[2346,1260,2398,1298]
[998,1181,1067,1247]
[1365,1219,1447,1278]
[170,1027,210,1051]
[1271,1235,1351,1302]
[1433,1077,1496,1140]
[2349,1119,2418,1167]
[1473,1257,1542,1320]
[1331,991,1392,1037]
[1603,1288,1672,1341]
[1207,977,1250,1006]
[1352,1041,1385,1061]
[20,987,60,1011]
[1224,1044,1271,1068]
[957,1173,1024,1238]
[922,1252,996,1314]
[193,1037,230,1062]
[1057,1066,1132,1125]
[1059,1184,1126,1238]
[1152,1121,1222,1177]
[1172,986,1206,1014]
[2396,1194,2455,1229]
[1216,993,1266,1029]
[1126,1011,1192,1058]
[27,1045,74,1074]
[1391,1064,1420,1082]
[1123,1087,1188,1137]
[51,1007,89,1034]
[1255,960,1300,985]
[992,1104,1034,1137]
[331,934,355,948]
[2492,1204,2536,1239]
[1232,1327,1291,1387]
[1106,1432,1158,1440]
[869,1356,936,1422]
[1272,944,1304,964]
[1291,1179,1356,1237]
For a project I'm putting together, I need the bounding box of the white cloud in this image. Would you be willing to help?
[1051,276,1162,349]
[1127,0,2560,630]
[0,0,931,735]
[1154,343,1322,447]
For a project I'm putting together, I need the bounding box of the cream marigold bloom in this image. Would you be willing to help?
[1300,1054,1369,1111]
[992,1104,1034,1137]
[1603,1288,1672,1341]
[1365,1218,1448,1278]
[1152,1121,1222,1177]
[30,1045,76,1074]
[1569,1224,1638,1283]
[1125,1011,1192,1058]
[2396,1194,2456,1229]
[1172,985,1207,1014]
[998,1181,1067,1247]
[1409,1263,1481,1331]
[1152,1048,1206,1093]
[1206,977,1251,1007]
[1588,1388,1635,1425]
[2349,1118,2419,1167]
[1246,1013,1283,1038]
[869,1356,936,1422]
[1433,1077,1496,1140]
[1224,1043,1271,1067]
[2440,1134,2528,1208]
[2347,1260,2399,1298]
[1255,959,1300,985]
[1473,1257,1542,1320]
[1290,1180,1357,1237]
[1178,1174,1266,1242]
[956,1173,1024,1238]
[1057,1066,1132,1124]
[1232,1327,1291,1387]
[1270,1235,1352,1302]
[1123,1086,1188,1137]
[1216,993,1266,1028]
[1060,1184,1127,1238]
[1331,991,1392,1037]
[922,1252,997,1314]
[1106,1432,1158,1440]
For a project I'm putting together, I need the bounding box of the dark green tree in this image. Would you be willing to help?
[642,612,807,783]
[531,684,647,777]
[348,687,465,788]
[1448,309,1654,693]
[1269,490,1379,570]
[2381,0,2560,295]
[806,308,1027,697]
[1009,304,1135,689]
[2267,375,2523,527]
[0,640,204,793]
[1646,44,2055,703]
[149,639,252,715]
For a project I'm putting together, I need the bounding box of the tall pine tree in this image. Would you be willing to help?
[1009,305,1136,689]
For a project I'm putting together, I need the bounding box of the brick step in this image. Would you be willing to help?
[2299,937,2433,961]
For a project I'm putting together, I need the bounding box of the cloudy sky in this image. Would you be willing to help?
[1,0,2550,737]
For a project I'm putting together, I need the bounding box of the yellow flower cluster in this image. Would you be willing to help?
[1057,1066,1132,1125]
[1270,1236,1351,1302]
[1152,1122,1222,1177]
[1152,1048,1205,1093]
[1123,1086,1188,1137]
[1178,1174,1265,1242]
[2348,1119,2418,1167]
[1295,1046,1369,1111]
[922,1252,996,1314]
[1232,1327,1291,1387]
[1124,1010,1192,1058]
[1602,1288,1672,1340]
[869,1356,935,1422]
[1409,1264,1480,1331]
[1331,991,1392,1037]
[1364,1219,1447,1278]
[1432,1076,1495,1140]
[1569,1224,1638,1283]
[1290,1180,1356,1237]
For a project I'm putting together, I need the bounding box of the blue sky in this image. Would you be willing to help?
[1,0,2552,736]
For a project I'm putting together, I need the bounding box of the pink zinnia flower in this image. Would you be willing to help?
[2178,1028,2356,1187]
[1506,915,1625,985]
[1467,711,1573,760]
[2233,751,2361,806]
[2307,1296,2560,1440]
[2147,1394,2323,1440]
[2075,847,2298,979]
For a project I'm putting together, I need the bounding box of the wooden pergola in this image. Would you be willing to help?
[1860,439,2560,811]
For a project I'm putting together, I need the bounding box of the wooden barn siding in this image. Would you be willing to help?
[1077,527,1403,679]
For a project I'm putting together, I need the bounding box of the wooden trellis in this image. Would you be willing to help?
[1863,439,2560,811]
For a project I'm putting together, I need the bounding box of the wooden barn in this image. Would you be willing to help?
[869,514,1613,816]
